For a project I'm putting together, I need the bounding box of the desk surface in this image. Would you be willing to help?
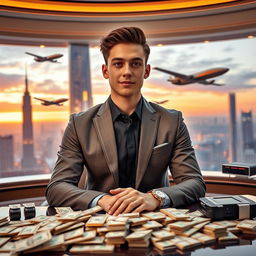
[0,206,255,256]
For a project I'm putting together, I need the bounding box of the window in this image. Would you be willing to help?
[0,37,255,178]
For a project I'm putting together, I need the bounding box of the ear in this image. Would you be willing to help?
[144,64,151,79]
[102,64,109,79]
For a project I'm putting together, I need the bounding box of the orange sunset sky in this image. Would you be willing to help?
[0,37,255,124]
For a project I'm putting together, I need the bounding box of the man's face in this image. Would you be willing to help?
[102,43,150,99]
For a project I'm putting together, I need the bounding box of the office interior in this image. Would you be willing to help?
[0,0,255,205]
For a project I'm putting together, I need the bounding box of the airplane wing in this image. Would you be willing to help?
[25,52,42,58]
[34,97,49,103]
[154,67,190,79]
[198,80,224,86]
[50,60,61,63]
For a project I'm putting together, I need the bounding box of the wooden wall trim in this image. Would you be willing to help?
[0,172,255,203]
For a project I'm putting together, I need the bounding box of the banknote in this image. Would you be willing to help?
[64,227,84,241]
[0,237,11,247]
[55,207,73,216]
[86,215,107,227]
[25,234,65,253]
[14,231,52,252]
[70,244,114,253]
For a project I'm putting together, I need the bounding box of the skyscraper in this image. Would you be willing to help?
[0,135,14,170]
[69,44,93,113]
[241,111,255,163]
[241,111,254,150]
[21,66,37,169]
[228,93,237,162]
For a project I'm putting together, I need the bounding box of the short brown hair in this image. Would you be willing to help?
[100,27,150,64]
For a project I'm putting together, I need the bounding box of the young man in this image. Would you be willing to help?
[46,27,205,215]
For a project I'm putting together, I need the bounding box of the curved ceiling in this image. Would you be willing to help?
[0,0,256,46]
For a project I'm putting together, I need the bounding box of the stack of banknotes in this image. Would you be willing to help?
[0,206,255,255]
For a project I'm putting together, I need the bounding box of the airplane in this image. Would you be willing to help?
[153,100,169,104]
[34,97,68,106]
[25,52,63,63]
[154,67,229,86]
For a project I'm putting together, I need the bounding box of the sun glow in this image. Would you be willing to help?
[0,111,69,123]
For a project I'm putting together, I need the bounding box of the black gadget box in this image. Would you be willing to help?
[199,195,256,220]
[222,162,256,176]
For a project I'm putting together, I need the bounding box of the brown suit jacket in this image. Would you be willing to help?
[46,97,205,210]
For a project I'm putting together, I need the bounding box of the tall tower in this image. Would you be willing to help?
[69,44,93,113]
[0,135,14,171]
[228,93,237,162]
[241,111,255,163]
[21,66,37,169]
[241,111,254,150]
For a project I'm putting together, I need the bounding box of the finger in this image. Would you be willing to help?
[133,204,146,213]
[109,188,124,194]
[108,194,133,215]
[112,201,132,216]
[122,198,143,214]
[110,187,131,195]
[112,197,140,216]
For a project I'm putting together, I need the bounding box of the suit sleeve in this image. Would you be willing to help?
[46,114,104,210]
[158,111,206,207]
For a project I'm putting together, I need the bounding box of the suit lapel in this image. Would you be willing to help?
[93,100,119,187]
[135,99,160,188]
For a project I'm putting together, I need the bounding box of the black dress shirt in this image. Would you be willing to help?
[109,97,142,188]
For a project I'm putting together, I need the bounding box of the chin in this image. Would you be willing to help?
[115,89,138,98]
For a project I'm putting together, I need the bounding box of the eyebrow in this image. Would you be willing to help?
[111,57,143,62]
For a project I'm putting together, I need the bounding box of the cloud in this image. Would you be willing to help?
[0,62,23,69]
[0,73,24,90]
[0,72,68,94]
[31,79,68,94]
[171,57,238,71]
[0,102,21,112]
[0,46,27,61]
[29,60,67,72]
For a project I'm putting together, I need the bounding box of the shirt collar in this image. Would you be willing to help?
[108,96,143,122]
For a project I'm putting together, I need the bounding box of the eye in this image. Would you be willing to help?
[113,62,123,68]
[131,61,142,68]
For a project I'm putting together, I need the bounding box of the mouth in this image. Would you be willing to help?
[119,81,135,86]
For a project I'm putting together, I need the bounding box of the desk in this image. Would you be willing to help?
[0,206,255,256]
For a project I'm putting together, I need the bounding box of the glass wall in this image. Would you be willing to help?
[0,37,255,178]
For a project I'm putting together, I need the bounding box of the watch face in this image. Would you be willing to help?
[155,190,165,199]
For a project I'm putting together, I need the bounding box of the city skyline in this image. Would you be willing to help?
[0,37,255,125]
[0,37,255,173]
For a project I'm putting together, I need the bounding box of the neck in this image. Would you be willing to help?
[111,94,141,115]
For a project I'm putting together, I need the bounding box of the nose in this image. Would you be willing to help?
[122,63,132,77]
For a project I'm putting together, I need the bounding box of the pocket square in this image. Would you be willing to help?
[153,143,169,149]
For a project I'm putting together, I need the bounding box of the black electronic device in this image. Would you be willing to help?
[222,162,256,176]
[9,204,21,221]
[199,195,256,220]
[23,203,36,219]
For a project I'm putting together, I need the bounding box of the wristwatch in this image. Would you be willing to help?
[149,189,166,208]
